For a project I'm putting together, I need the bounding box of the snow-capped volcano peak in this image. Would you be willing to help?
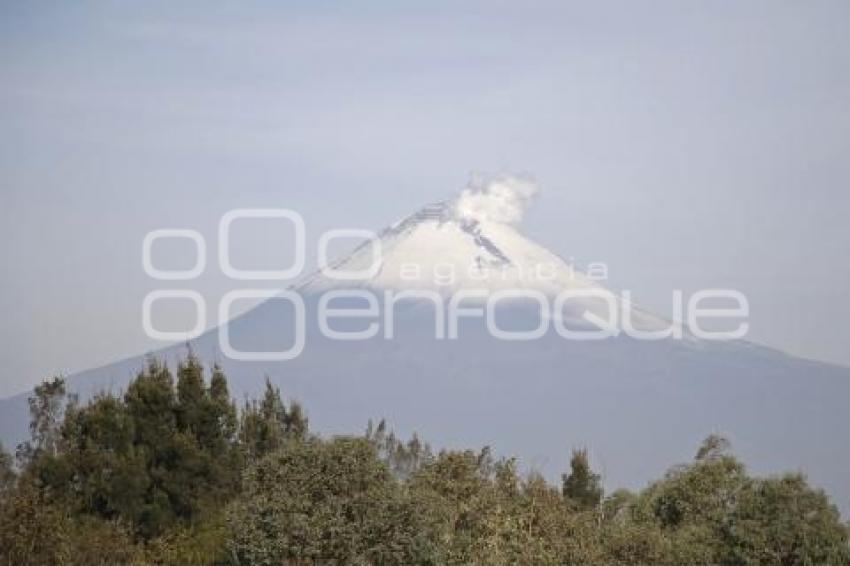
[299,176,604,298]
[296,175,677,334]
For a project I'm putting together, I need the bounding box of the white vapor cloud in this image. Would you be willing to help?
[454,174,539,226]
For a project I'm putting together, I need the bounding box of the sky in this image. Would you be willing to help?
[1,0,849,397]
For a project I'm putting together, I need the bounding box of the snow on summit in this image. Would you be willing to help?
[296,175,673,333]
[299,175,602,297]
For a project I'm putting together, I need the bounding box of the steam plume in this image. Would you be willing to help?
[453,174,538,226]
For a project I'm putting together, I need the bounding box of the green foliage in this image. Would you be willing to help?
[238,377,308,461]
[228,437,427,564]
[143,510,231,565]
[406,448,500,562]
[49,358,238,539]
[16,376,74,466]
[67,516,146,565]
[0,477,145,565]
[2,356,250,546]
[1,366,848,565]
[623,436,850,565]
[723,474,850,564]
[366,418,433,479]
[0,444,15,500]
[0,480,73,565]
[562,448,603,510]
[404,448,608,564]
[61,393,149,523]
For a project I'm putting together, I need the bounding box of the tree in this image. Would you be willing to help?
[645,444,747,530]
[723,474,850,564]
[0,476,145,565]
[562,448,603,510]
[624,436,850,564]
[228,437,424,564]
[42,357,243,540]
[366,419,433,479]
[124,359,177,450]
[208,363,237,443]
[0,479,73,564]
[60,393,148,522]
[0,443,15,500]
[695,434,731,461]
[16,376,73,465]
[239,378,307,460]
[405,448,528,562]
[3,369,849,564]
[286,399,308,441]
[175,353,207,434]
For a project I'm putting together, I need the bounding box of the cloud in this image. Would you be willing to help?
[453,174,538,226]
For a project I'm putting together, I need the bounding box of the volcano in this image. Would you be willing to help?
[2,176,849,513]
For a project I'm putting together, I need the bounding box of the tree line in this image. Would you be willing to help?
[0,354,847,564]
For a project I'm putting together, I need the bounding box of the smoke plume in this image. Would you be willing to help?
[454,174,538,226]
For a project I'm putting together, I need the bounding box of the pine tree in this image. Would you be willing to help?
[124,358,177,449]
[207,363,238,444]
[240,378,307,460]
[175,353,206,434]
[562,448,603,510]
[285,400,308,441]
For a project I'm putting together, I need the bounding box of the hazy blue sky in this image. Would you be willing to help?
[1,1,848,397]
